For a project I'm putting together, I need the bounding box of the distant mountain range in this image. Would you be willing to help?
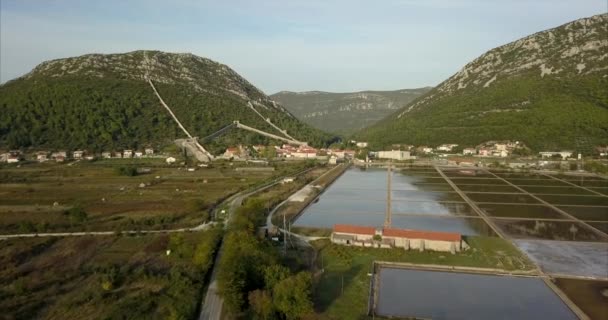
[270,88,430,135]
[0,51,333,152]
[356,13,608,151]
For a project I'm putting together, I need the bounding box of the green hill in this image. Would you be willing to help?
[356,14,608,151]
[0,51,334,153]
[270,88,430,135]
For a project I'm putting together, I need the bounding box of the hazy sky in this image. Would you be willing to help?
[1,0,606,93]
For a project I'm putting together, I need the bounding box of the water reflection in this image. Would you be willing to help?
[376,267,577,320]
[294,167,493,235]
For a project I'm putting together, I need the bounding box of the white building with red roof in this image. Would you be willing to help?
[331,224,466,253]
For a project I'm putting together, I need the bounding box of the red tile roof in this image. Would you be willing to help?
[333,224,376,235]
[383,228,461,242]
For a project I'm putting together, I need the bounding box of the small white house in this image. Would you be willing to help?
[166,157,177,164]
[7,156,20,163]
[463,148,476,155]
[328,155,338,165]
[539,151,573,160]
[282,177,295,184]
[123,150,133,158]
[377,150,413,161]
[437,144,458,152]
[36,152,49,162]
[101,152,112,159]
[134,151,144,158]
[144,148,154,155]
[73,150,84,159]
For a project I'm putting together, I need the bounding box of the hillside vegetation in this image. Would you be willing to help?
[0,51,334,152]
[271,88,430,135]
[356,14,608,151]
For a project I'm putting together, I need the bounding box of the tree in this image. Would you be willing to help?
[248,290,275,320]
[273,272,313,320]
[65,205,88,224]
[263,264,290,290]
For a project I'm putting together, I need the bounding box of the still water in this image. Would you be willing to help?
[375,267,577,320]
[294,167,493,235]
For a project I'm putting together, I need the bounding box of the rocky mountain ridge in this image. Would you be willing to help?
[356,13,608,151]
[271,88,431,134]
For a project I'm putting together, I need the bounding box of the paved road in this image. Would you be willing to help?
[0,222,215,240]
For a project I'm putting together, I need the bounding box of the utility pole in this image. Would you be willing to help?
[384,162,392,228]
[283,213,287,254]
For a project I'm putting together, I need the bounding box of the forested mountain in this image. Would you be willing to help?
[0,51,334,153]
[356,14,608,151]
[271,88,430,135]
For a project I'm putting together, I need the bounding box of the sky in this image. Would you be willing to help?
[0,0,606,94]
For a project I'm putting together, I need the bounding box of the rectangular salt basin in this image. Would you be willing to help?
[557,205,608,221]
[506,179,571,186]
[515,240,608,278]
[466,193,541,204]
[375,267,577,320]
[295,211,492,235]
[450,178,509,185]
[301,198,477,217]
[478,203,566,219]
[536,195,608,206]
[491,219,606,242]
[519,185,596,195]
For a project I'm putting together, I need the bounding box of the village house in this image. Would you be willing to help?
[462,148,477,155]
[331,224,465,253]
[144,148,154,156]
[492,150,508,158]
[328,155,338,165]
[6,155,20,163]
[478,148,491,157]
[224,147,240,159]
[539,151,573,160]
[281,177,295,184]
[51,151,67,159]
[101,152,112,159]
[85,155,95,161]
[356,141,368,148]
[419,146,434,154]
[73,150,84,159]
[494,143,507,151]
[344,150,355,158]
[114,152,123,158]
[123,150,133,158]
[437,144,458,152]
[36,151,49,162]
[134,151,144,158]
[377,150,414,161]
[55,155,66,162]
[292,147,317,159]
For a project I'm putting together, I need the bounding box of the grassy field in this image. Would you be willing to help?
[310,237,535,319]
[0,159,309,233]
[0,229,222,319]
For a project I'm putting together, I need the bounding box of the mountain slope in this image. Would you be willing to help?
[356,14,608,151]
[0,51,333,153]
[271,88,430,134]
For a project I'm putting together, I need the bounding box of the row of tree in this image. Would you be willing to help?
[217,198,314,319]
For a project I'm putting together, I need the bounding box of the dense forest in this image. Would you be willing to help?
[356,74,608,151]
[0,52,335,153]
